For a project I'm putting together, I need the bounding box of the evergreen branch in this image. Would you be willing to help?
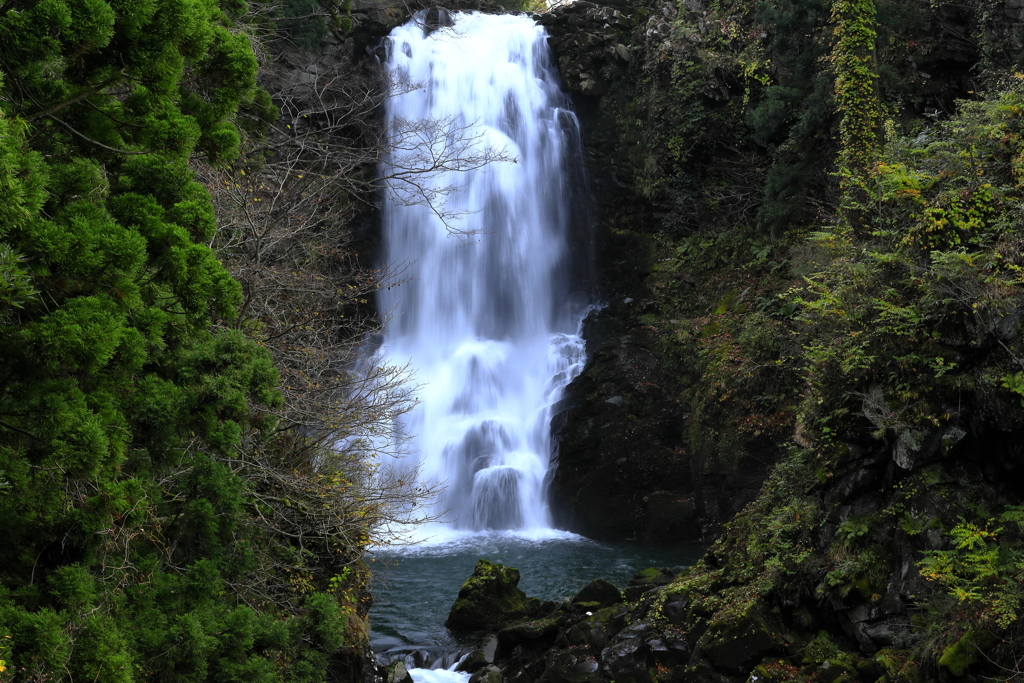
[44,115,152,155]
[25,77,120,120]
[0,419,42,441]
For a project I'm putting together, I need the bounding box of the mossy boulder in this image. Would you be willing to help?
[699,595,786,675]
[624,567,676,600]
[629,567,675,588]
[572,578,622,608]
[446,559,539,632]
[937,629,999,676]
[498,613,567,651]
[385,662,414,683]
[562,604,629,651]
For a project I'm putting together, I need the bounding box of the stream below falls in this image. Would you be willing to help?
[369,533,706,675]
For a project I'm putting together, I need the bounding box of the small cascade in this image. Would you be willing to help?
[379,11,592,533]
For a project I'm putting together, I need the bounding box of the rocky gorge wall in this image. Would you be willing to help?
[513,1,1024,679]
[435,0,1024,679]
[290,1,1024,680]
[326,0,1024,551]
[539,0,780,543]
[537,0,1024,545]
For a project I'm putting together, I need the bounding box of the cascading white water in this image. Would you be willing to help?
[380,11,591,535]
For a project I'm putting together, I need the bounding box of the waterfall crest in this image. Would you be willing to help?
[380,11,592,534]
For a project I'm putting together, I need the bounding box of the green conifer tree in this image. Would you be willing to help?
[0,2,359,680]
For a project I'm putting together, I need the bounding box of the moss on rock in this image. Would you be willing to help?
[572,578,623,608]
[446,560,539,632]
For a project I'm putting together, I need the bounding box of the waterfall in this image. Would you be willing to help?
[379,11,591,535]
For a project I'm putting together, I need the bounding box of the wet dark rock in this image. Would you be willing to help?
[661,599,688,626]
[422,7,454,35]
[498,613,567,652]
[572,578,622,608]
[650,637,689,667]
[549,305,691,541]
[600,624,656,683]
[560,605,629,651]
[859,618,908,648]
[457,635,500,673]
[579,77,607,97]
[538,646,603,683]
[385,661,414,683]
[502,644,550,683]
[824,456,884,507]
[470,665,504,683]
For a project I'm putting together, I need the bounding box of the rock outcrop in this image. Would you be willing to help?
[446,559,545,632]
[444,392,1024,681]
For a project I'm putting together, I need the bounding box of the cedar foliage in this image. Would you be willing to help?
[0,1,403,681]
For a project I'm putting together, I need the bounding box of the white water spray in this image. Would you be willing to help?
[379,12,592,534]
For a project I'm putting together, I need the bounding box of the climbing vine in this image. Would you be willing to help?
[830,0,882,234]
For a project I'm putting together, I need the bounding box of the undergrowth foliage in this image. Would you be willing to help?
[676,60,1024,683]
[635,3,1024,678]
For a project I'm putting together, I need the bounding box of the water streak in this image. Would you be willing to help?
[380,12,592,534]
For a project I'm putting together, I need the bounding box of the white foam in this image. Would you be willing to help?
[378,527,587,556]
[409,668,472,683]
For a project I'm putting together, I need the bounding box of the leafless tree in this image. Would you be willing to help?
[192,37,511,600]
[253,57,514,233]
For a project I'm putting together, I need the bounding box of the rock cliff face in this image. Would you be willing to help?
[531,2,1024,679]
[540,0,1024,543]
[542,0,783,541]
[330,1,1024,679]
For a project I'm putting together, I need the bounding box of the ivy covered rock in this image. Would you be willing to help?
[699,596,786,674]
[624,567,676,600]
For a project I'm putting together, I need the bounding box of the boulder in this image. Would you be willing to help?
[386,661,414,683]
[562,605,629,651]
[457,634,499,673]
[572,578,622,608]
[661,599,687,626]
[470,665,503,683]
[446,560,539,632]
[498,614,567,653]
[539,646,603,683]
[624,567,675,600]
[629,567,675,587]
[699,597,785,675]
[600,624,656,683]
